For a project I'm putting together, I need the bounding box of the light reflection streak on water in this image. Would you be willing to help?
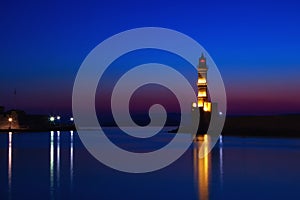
[219,135,223,189]
[8,131,12,196]
[70,130,74,188]
[194,135,224,200]
[50,130,74,197]
[57,131,60,188]
[50,131,54,196]
[201,135,210,200]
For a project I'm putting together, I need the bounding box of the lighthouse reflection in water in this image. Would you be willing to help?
[194,135,223,200]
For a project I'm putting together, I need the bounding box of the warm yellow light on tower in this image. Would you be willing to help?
[203,102,211,112]
[198,91,207,97]
[8,117,13,122]
[198,99,204,107]
[198,78,206,84]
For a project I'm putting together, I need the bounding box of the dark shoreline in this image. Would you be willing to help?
[0,125,75,133]
[221,114,300,138]
[1,114,300,138]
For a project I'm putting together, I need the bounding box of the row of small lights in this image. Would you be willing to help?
[49,116,74,122]
[7,116,74,122]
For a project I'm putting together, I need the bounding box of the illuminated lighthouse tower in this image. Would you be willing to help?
[192,53,212,134]
[195,53,211,112]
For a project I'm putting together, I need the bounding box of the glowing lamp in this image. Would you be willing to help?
[8,117,13,122]
[203,102,211,112]
[198,91,207,97]
[198,78,206,84]
[198,99,204,107]
[49,116,55,122]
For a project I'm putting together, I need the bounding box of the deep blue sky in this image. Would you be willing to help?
[1,0,300,115]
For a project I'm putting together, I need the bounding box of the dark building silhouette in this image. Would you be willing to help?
[0,107,49,130]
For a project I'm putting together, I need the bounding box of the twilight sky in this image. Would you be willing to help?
[0,0,300,115]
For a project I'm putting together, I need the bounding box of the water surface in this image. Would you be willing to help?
[1,129,300,199]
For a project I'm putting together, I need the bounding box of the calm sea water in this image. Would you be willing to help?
[1,129,300,200]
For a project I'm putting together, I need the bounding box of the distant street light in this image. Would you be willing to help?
[8,117,12,129]
[56,116,61,120]
[70,117,74,122]
[49,116,55,122]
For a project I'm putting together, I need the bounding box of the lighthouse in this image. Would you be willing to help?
[192,53,212,112]
[192,53,213,134]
